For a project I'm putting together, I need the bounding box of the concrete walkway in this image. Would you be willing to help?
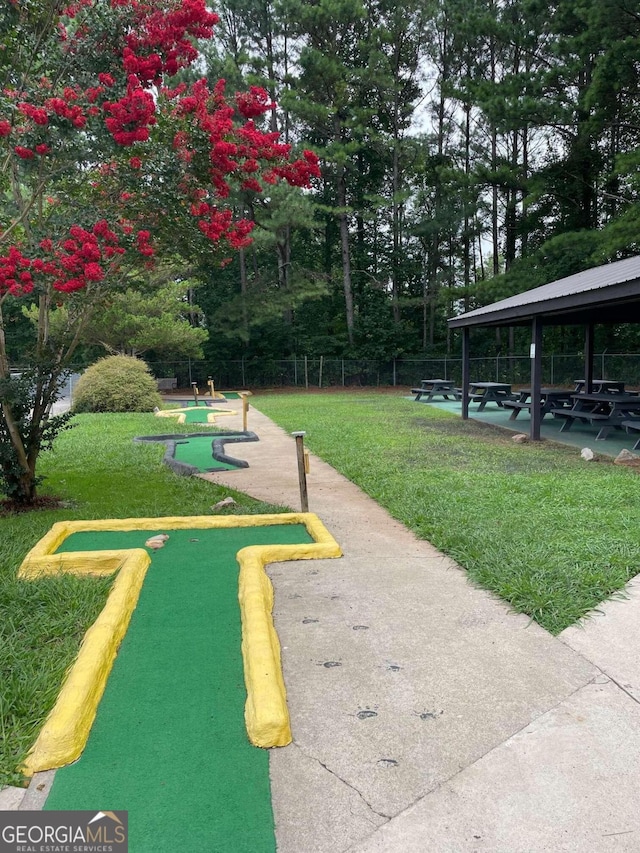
[207,405,640,852]
[5,402,640,852]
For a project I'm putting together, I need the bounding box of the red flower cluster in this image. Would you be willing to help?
[44,95,87,128]
[104,77,156,145]
[0,247,34,297]
[34,222,126,293]
[0,0,323,298]
[271,149,321,187]
[17,102,49,126]
[236,87,274,119]
[119,0,218,85]
[193,204,254,248]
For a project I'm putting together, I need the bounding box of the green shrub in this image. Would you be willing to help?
[72,356,163,413]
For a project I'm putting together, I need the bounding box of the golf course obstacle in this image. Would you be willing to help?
[134,431,259,474]
[18,514,342,777]
[154,404,237,425]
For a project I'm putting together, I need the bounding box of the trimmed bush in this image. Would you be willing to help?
[73,356,163,413]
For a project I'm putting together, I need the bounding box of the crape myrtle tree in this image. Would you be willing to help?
[0,0,319,504]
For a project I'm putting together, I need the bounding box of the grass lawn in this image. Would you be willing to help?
[253,390,640,637]
[0,413,289,788]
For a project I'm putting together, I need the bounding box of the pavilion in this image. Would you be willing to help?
[447,255,640,440]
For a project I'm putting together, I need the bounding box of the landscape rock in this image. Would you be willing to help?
[580,447,595,461]
[145,533,169,549]
[512,433,528,443]
[614,448,640,468]
[211,496,237,510]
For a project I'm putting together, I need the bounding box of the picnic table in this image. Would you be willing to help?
[467,382,516,411]
[550,392,640,440]
[573,379,626,394]
[412,379,461,402]
[503,388,574,421]
[621,421,640,450]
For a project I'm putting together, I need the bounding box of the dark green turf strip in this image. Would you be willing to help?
[173,436,237,471]
[44,525,312,853]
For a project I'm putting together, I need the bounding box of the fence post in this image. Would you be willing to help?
[291,431,309,512]
[241,356,246,387]
[304,355,308,389]
[319,355,324,389]
[294,355,298,386]
[392,358,396,386]
[342,359,345,386]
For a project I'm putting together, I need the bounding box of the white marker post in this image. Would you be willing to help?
[291,431,309,512]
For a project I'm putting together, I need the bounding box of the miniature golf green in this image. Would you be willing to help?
[44,524,313,852]
[181,406,229,424]
[173,434,244,471]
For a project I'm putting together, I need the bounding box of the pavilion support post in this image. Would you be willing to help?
[530,317,543,441]
[461,327,470,420]
[584,324,595,391]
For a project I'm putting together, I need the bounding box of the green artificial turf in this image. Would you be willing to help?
[181,407,228,424]
[45,524,312,853]
[0,412,290,788]
[173,435,238,471]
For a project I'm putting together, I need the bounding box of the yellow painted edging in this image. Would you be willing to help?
[155,407,237,424]
[18,513,341,775]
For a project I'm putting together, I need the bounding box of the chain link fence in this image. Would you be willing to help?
[144,353,640,391]
[11,355,640,394]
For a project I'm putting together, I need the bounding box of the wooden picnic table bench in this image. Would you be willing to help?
[156,377,178,391]
[621,421,640,450]
[573,379,627,394]
[467,382,516,411]
[550,393,640,440]
[412,379,461,402]
[503,388,574,421]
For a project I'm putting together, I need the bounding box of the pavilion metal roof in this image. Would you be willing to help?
[448,255,640,328]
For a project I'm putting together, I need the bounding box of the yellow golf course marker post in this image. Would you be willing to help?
[18,513,342,776]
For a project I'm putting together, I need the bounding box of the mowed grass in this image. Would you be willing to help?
[253,391,640,636]
[0,413,289,788]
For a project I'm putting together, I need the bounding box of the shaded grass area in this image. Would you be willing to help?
[0,413,288,788]
[253,391,640,636]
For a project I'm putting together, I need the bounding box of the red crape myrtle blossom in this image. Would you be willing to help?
[0,0,322,290]
[0,247,35,297]
[22,221,153,295]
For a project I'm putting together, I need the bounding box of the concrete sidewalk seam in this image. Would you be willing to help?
[295,742,392,823]
[342,673,614,852]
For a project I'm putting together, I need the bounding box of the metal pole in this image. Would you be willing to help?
[304,356,308,390]
[291,431,309,512]
[319,355,324,389]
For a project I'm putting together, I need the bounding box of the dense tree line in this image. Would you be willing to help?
[191,0,640,364]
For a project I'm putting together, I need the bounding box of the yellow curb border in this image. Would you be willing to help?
[18,513,342,776]
[155,407,237,425]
